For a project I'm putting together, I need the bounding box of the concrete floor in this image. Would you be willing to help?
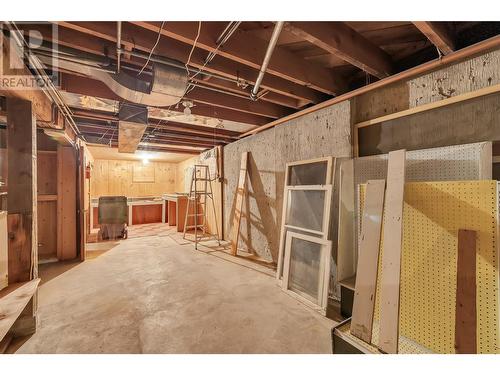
[14,234,335,353]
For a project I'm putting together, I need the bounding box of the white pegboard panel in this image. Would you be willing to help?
[339,142,493,283]
[354,141,492,186]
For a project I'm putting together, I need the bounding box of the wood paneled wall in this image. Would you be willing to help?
[37,150,58,260]
[90,159,177,198]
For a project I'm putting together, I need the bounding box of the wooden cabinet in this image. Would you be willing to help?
[132,204,163,225]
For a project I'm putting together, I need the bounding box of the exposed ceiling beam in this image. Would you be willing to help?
[75,121,231,145]
[284,22,394,79]
[59,73,270,126]
[78,127,223,148]
[86,140,203,155]
[412,22,456,55]
[59,72,278,121]
[186,86,292,119]
[192,76,301,109]
[71,109,240,140]
[53,22,326,104]
[59,90,254,133]
[131,21,347,95]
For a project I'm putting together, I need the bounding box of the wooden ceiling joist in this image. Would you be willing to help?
[53,22,326,104]
[132,21,347,95]
[76,123,229,147]
[191,76,301,109]
[284,22,394,79]
[412,22,456,55]
[71,109,240,140]
[59,73,269,126]
[88,140,203,155]
[186,86,292,119]
[80,128,222,149]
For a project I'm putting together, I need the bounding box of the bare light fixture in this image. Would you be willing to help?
[182,100,194,116]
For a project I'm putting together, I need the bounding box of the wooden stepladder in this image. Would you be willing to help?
[230,152,249,256]
[182,164,220,250]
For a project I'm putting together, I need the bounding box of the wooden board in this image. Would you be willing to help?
[133,163,155,183]
[351,179,385,343]
[57,146,77,260]
[37,201,57,260]
[455,229,477,354]
[230,152,249,255]
[37,152,57,195]
[377,149,406,354]
[92,206,100,229]
[0,278,40,342]
[6,98,37,284]
[118,122,147,153]
[91,159,177,198]
[168,201,177,226]
[337,159,355,282]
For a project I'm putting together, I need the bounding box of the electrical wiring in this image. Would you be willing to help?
[181,21,240,102]
[137,21,166,76]
[185,21,202,77]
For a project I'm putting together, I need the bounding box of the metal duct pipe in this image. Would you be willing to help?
[38,53,188,107]
[250,21,284,101]
[116,21,122,73]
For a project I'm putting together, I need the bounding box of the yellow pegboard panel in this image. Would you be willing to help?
[359,181,499,354]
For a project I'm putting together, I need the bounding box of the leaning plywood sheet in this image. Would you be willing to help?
[338,141,493,283]
[118,122,147,153]
[230,152,248,255]
[351,180,385,343]
[378,150,406,354]
[361,181,499,354]
[0,278,40,341]
[336,159,355,283]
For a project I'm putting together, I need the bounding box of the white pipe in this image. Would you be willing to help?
[116,21,122,73]
[251,21,284,100]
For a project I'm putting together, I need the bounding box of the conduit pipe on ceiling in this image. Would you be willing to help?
[250,21,284,101]
[241,34,500,137]
[116,21,122,73]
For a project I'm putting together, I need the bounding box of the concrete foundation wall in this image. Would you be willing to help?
[223,101,351,262]
[223,47,500,272]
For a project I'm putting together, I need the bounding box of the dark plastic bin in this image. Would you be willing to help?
[98,196,128,240]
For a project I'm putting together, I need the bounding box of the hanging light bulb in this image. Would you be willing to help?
[182,100,193,116]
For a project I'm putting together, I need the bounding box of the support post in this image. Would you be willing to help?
[6,97,38,336]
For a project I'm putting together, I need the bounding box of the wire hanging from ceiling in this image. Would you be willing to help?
[137,21,166,76]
